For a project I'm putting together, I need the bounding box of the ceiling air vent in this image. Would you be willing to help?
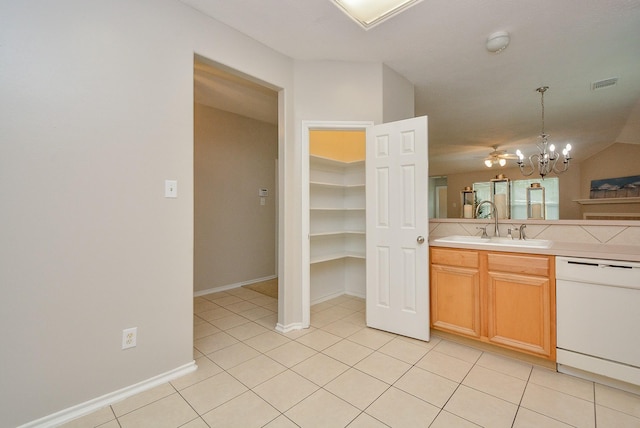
[591,77,618,90]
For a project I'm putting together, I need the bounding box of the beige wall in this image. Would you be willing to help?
[194,105,277,292]
[578,142,640,218]
[382,64,415,122]
[580,142,640,198]
[309,130,365,161]
[0,1,294,426]
[1,2,414,425]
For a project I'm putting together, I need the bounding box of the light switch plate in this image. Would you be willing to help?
[165,180,177,198]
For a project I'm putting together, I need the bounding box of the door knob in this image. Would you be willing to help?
[417,236,425,244]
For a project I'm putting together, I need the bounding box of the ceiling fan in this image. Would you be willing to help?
[483,146,519,168]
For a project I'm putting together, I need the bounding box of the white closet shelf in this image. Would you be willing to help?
[310,155,365,167]
[310,231,365,237]
[310,207,365,211]
[310,251,366,264]
[309,146,366,298]
[310,181,365,188]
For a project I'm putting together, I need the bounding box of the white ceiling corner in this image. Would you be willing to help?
[183,0,640,174]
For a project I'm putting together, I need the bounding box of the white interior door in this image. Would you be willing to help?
[366,116,429,341]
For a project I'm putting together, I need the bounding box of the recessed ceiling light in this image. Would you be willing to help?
[332,0,423,30]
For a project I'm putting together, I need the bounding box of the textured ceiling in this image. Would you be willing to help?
[185,0,640,174]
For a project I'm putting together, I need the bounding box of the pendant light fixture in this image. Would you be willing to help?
[516,86,572,178]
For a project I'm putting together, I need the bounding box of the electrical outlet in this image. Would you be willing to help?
[122,327,137,350]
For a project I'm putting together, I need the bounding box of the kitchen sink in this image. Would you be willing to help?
[433,235,553,249]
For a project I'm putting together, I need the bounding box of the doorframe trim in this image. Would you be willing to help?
[301,120,374,328]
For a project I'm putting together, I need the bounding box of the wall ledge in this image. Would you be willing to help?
[573,197,640,205]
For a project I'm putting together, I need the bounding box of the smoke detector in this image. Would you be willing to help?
[486,31,510,53]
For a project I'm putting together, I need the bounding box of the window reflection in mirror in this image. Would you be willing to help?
[428,176,559,220]
[473,177,558,220]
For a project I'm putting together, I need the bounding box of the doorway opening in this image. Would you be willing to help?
[193,56,280,311]
[303,117,430,340]
[302,121,373,328]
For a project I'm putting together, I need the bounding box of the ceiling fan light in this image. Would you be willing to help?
[499,158,506,167]
[484,159,493,168]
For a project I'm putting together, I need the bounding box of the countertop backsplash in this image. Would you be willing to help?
[429,220,640,263]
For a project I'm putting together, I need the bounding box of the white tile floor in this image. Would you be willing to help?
[63,288,640,428]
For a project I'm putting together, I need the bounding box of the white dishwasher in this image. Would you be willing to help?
[556,256,640,388]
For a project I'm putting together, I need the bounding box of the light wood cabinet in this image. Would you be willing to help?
[430,248,481,338]
[430,247,556,360]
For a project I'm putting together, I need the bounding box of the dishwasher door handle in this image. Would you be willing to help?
[599,264,632,270]
[567,260,632,270]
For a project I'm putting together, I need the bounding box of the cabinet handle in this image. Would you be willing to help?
[417,236,425,244]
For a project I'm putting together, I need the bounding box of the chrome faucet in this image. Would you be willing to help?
[510,224,527,240]
[519,224,527,240]
[475,200,500,237]
[476,225,489,239]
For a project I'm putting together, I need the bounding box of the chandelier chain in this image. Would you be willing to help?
[537,86,548,137]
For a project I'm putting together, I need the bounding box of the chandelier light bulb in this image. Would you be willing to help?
[566,143,572,151]
[549,144,555,152]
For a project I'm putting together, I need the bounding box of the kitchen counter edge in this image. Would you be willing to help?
[428,239,640,263]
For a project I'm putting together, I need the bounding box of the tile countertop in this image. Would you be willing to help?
[429,239,640,263]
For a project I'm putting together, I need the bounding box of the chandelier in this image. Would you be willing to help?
[516,86,572,178]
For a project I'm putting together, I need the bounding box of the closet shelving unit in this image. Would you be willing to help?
[309,154,366,300]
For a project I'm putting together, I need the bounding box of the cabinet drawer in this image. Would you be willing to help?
[431,248,479,268]
[487,252,550,276]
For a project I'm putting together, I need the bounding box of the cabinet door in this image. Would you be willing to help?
[486,271,552,357]
[431,264,481,337]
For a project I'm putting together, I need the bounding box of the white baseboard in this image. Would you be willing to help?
[345,290,365,299]
[311,290,364,305]
[275,322,305,333]
[310,290,345,305]
[194,275,277,297]
[19,361,197,428]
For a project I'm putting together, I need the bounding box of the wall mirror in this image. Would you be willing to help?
[428,142,640,221]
